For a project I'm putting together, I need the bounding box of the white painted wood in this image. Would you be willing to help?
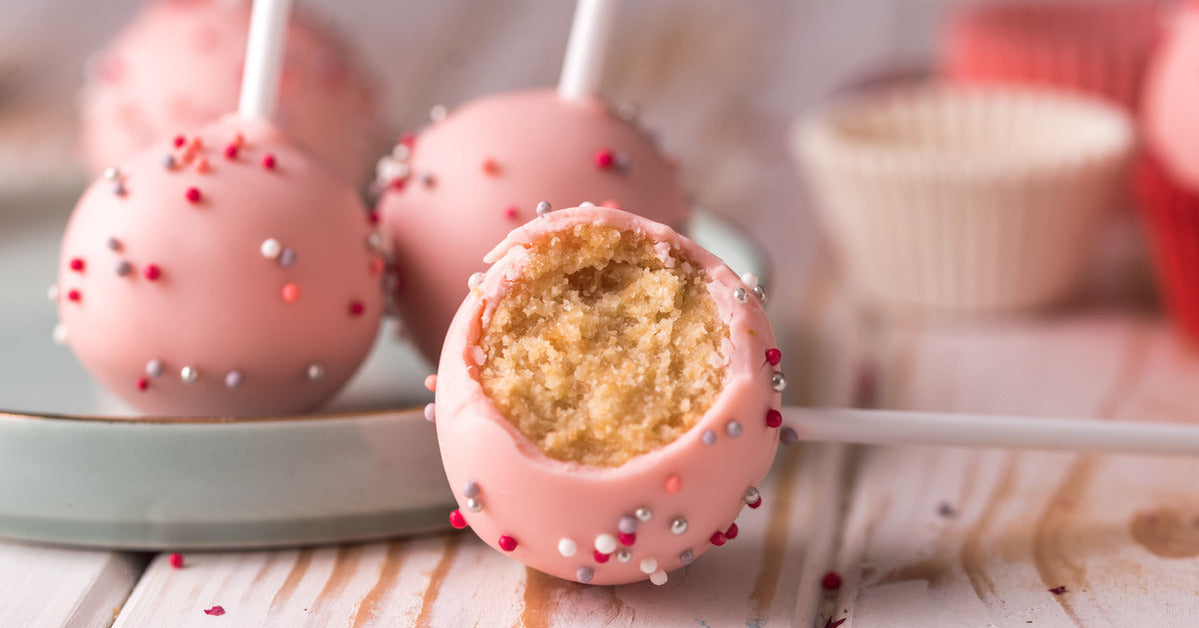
[0,541,144,628]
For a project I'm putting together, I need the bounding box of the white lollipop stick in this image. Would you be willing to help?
[238,0,294,120]
[558,0,616,100]
[784,407,1199,456]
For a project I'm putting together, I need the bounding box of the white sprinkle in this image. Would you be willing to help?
[47,285,59,302]
[594,533,617,554]
[391,144,411,160]
[423,403,436,422]
[52,323,68,345]
[260,238,282,259]
[180,366,198,383]
[650,570,668,586]
[367,232,383,250]
[558,538,577,557]
[468,272,486,290]
[146,359,164,378]
[225,370,244,388]
[308,364,326,381]
[103,167,120,181]
[740,272,759,290]
[639,557,658,574]
[579,201,596,208]
[429,104,448,122]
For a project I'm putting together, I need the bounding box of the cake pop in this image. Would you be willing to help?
[77,0,382,186]
[433,206,781,585]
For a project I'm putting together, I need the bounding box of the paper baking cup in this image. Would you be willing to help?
[796,86,1133,313]
[1135,154,1199,344]
[942,1,1160,111]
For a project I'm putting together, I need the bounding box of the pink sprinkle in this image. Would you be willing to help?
[665,475,683,493]
[482,158,501,175]
[725,523,739,540]
[498,535,518,552]
[766,409,782,428]
[67,289,82,303]
[281,283,301,303]
[173,135,186,148]
[593,550,610,563]
[204,606,225,616]
[144,264,162,281]
[224,144,239,159]
[169,552,184,569]
[765,348,782,366]
[185,187,202,203]
[188,137,203,152]
[710,531,727,546]
[370,258,385,276]
[349,300,365,317]
[137,377,149,391]
[594,148,615,169]
[424,374,438,392]
[504,205,519,221]
[262,153,277,170]
[232,133,245,148]
[449,509,467,529]
[69,258,86,272]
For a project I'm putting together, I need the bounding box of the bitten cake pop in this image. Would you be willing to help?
[78,0,382,186]
[433,206,781,585]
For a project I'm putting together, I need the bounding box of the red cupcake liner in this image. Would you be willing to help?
[942,1,1161,111]
[1135,153,1199,343]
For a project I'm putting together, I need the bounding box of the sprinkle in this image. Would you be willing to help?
[577,567,594,583]
[278,249,297,267]
[116,260,132,277]
[615,548,632,562]
[619,532,636,546]
[594,148,615,169]
[260,238,281,259]
[370,258,386,276]
[367,210,379,225]
[665,475,682,493]
[424,374,437,392]
[1049,585,1068,595]
[745,486,761,508]
[104,167,120,180]
[725,523,739,540]
[614,153,631,171]
[47,285,58,301]
[448,509,467,529]
[594,533,617,554]
[136,377,149,391]
[180,366,198,383]
[281,283,301,303]
[593,550,610,563]
[203,606,225,617]
[392,144,411,160]
[670,517,688,535]
[536,201,552,217]
[112,181,127,196]
[482,158,501,175]
[578,201,596,208]
[497,535,518,552]
[143,264,162,281]
[69,258,85,272]
[224,144,239,159]
[52,323,67,345]
[780,427,799,446]
[185,187,201,203]
[307,363,325,381]
[421,174,436,188]
[766,348,782,366]
[430,104,447,122]
[367,232,383,250]
[194,156,210,173]
[423,403,436,422]
[390,177,407,191]
[468,272,486,291]
[639,557,658,574]
[146,359,164,378]
[733,287,749,303]
[766,409,783,428]
[399,133,417,149]
[466,497,483,513]
[821,570,842,591]
[599,199,621,209]
[169,552,184,569]
[753,285,768,304]
[771,372,787,392]
[649,570,668,586]
[462,480,480,499]
[726,421,742,438]
[225,370,243,388]
[618,515,638,534]
[504,205,519,220]
[701,430,716,446]
[740,272,759,289]
[232,133,245,147]
[710,531,727,546]
[107,237,122,251]
[824,618,846,628]
[161,154,176,169]
[262,153,277,170]
[67,289,82,303]
[173,135,186,148]
[635,507,653,522]
[558,538,577,557]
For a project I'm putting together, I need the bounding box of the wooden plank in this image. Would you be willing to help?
[827,315,1199,626]
[0,540,145,628]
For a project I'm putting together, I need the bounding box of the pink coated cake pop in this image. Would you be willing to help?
[375,88,690,365]
[432,206,782,585]
[55,114,385,417]
[78,0,382,186]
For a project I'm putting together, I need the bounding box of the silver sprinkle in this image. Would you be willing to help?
[307,363,326,381]
[468,272,486,290]
[733,287,749,303]
[279,248,297,267]
[103,167,120,181]
[745,486,760,504]
[107,237,121,251]
[577,567,593,583]
[180,366,198,383]
[635,507,653,522]
[462,480,480,499]
[679,549,695,565]
[752,285,768,304]
[423,403,436,422]
[618,515,638,534]
[771,372,787,392]
[535,201,552,217]
[145,359,164,378]
[726,420,743,438]
[225,370,244,388]
[115,260,132,277]
[466,497,483,513]
[701,430,716,446]
[670,517,688,535]
[615,548,632,563]
[161,154,176,169]
[112,181,126,196]
[429,104,448,122]
[780,427,799,446]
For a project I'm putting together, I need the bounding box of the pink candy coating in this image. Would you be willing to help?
[434,207,780,585]
[1143,2,1199,188]
[377,89,690,365]
[57,115,383,417]
[78,0,382,185]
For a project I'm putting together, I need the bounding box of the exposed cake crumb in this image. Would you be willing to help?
[479,224,728,467]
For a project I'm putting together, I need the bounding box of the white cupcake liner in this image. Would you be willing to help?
[795,85,1134,312]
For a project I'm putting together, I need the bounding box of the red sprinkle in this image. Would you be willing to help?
[281,283,301,303]
[390,177,407,192]
[823,618,846,628]
[725,523,739,540]
[449,509,467,529]
[504,205,519,221]
[136,377,149,391]
[619,532,636,546]
[367,210,379,225]
[262,153,277,170]
[224,144,239,159]
[498,535,518,552]
[747,496,762,509]
[69,258,86,272]
[710,531,727,546]
[664,475,683,493]
[594,148,615,169]
[820,570,842,591]
[482,158,501,175]
[1049,585,1068,595]
[766,348,782,366]
[185,187,202,203]
[67,289,82,303]
[173,135,186,148]
[204,606,225,617]
[144,264,162,281]
[169,552,184,569]
[349,300,365,317]
[766,409,783,428]
[399,133,417,149]
[593,550,610,563]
